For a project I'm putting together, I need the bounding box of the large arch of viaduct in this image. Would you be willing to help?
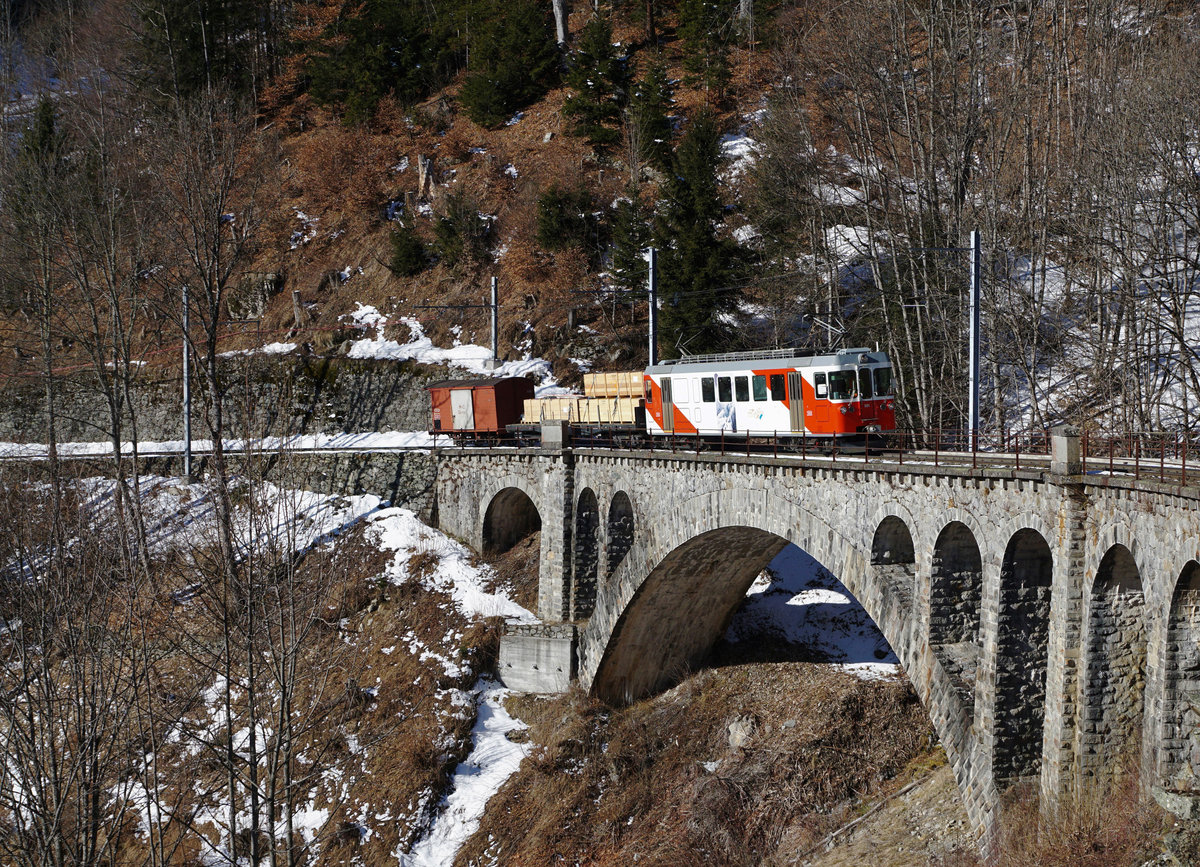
[433,444,1200,840]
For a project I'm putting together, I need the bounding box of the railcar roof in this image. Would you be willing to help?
[426,377,525,389]
[647,348,889,375]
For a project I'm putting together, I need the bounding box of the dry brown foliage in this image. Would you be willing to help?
[480,531,541,614]
[940,767,1170,867]
[289,124,396,216]
[461,664,933,866]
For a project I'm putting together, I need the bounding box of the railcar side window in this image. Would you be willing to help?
[874,366,892,396]
[718,376,732,402]
[734,376,749,402]
[858,368,873,398]
[828,371,854,400]
[753,375,768,401]
[702,378,715,402]
[645,379,652,401]
[814,372,827,398]
[770,374,786,400]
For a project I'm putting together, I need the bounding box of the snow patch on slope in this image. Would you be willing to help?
[345,304,554,383]
[727,544,901,680]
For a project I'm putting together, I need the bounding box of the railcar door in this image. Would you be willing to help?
[661,377,675,432]
[858,367,877,424]
[787,372,804,433]
[450,388,475,430]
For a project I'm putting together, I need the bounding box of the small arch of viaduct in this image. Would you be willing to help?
[433,447,1200,843]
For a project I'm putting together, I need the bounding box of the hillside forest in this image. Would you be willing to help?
[0,1,1195,865]
[0,0,1199,438]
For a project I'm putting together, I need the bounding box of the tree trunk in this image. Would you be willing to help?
[552,0,569,46]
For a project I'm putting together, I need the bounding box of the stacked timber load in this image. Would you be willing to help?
[522,396,580,422]
[583,371,643,398]
[522,371,645,425]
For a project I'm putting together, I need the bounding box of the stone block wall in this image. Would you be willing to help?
[0,355,468,444]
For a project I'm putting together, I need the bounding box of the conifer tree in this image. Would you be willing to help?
[306,0,441,123]
[537,185,596,252]
[608,192,652,295]
[459,0,559,127]
[562,14,629,153]
[678,0,735,96]
[627,58,674,173]
[654,111,742,356]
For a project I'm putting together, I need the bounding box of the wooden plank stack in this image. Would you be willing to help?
[523,371,645,425]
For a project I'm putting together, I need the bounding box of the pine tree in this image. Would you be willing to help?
[22,96,60,163]
[390,222,430,276]
[608,192,652,295]
[627,59,674,173]
[654,111,743,356]
[562,14,629,153]
[305,0,443,123]
[459,0,560,127]
[537,186,595,252]
[678,0,735,96]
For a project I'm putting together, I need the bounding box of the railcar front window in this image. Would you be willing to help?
[828,371,855,400]
[858,369,873,398]
[752,375,768,401]
[702,378,715,402]
[718,376,732,402]
[874,366,892,396]
[770,374,786,400]
[735,376,749,402]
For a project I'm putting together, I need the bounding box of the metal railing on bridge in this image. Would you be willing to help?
[456,427,1198,490]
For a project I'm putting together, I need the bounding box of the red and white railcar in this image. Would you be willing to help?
[643,347,895,439]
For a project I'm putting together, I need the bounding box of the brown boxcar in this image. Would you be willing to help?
[428,377,535,434]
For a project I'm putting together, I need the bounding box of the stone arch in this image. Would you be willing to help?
[482,487,542,555]
[585,488,913,698]
[1162,560,1200,789]
[1080,544,1145,782]
[993,527,1053,788]
[931,522,983,646]
[606,490,635,578]
[872,515,915,566]
[572,488,600,620]
[590,526,790,704]
[930,521,984,719]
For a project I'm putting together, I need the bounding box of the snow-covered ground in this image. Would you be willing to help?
[727,543,901,680]
[0,431,450,458]
[344,304,555,386]
[395,679,530,867]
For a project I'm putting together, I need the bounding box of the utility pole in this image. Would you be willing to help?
[646,247,658,366]
[490,276,499,369]
[415,282,502,371]
[182,283,192,480]
[968,229,981,445]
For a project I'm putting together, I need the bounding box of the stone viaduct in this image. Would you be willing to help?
[432,430,1200,840]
